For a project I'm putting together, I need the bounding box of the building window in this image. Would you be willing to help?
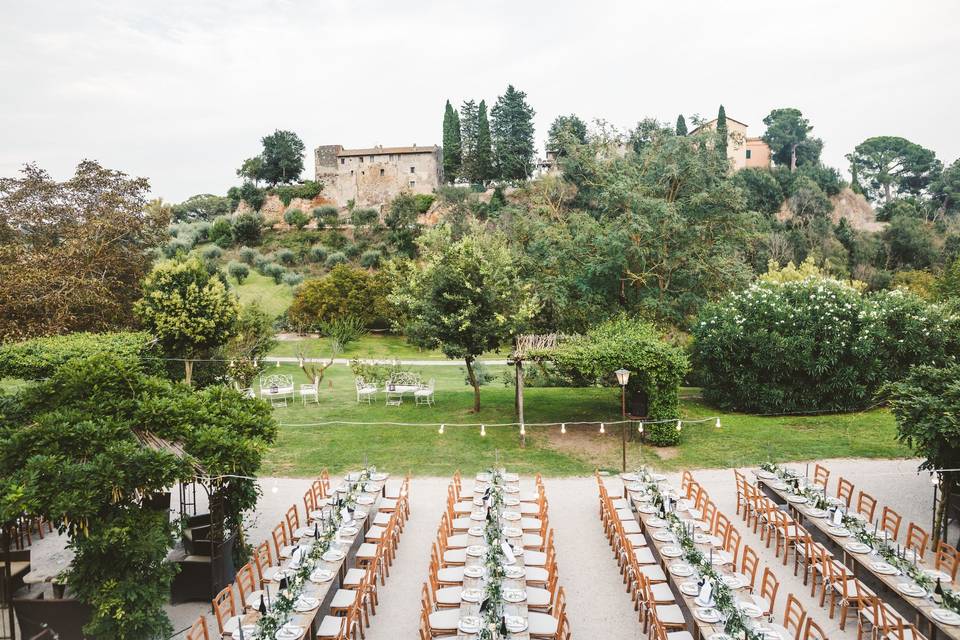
[361,171,365,175]
[340,158,345,165]
[370,156,375,162]
[746,149,752,159]
[359,156,363,163]
[380,169,385,177]
[410,166,415,174]
[409,181,416,188]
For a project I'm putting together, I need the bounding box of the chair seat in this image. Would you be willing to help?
[625,533,647,548]
[650,582,675,603]
[342,567,365,587]
[262,565,281,582]
[751,594,773,614]
[437,566,465,583]
[527,612,558,635]
[521,518,543,532]
[617,508,634,521]
[365,525,385,540]
[519,503,540,515]
[452,500,475,514]
[330,588,356,608]
[451,517,474,530]
[523,534,544,549]
[526,566,549,584]
[379,498,398,510]
[526,586,551,607]
[222,614,244,634]
[446,534,470,549]
[436,586,462,606]
[372,512,391,526]
[640,564,667,583]
[524,550,546,566]
[279,544,296,558]
[656,604,686,625]
[356,542,378,559]
[429,608,461,630]
[668,632,694,640]
[443,548,467,564]
[519,492,540,503]
[621,520,642,534]
[635,547,657,565]
[414,389,433,397]
[612,498,630,510]
[317,614,347,638]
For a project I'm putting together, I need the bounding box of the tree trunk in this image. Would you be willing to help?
[790,144,798,172]
[184,359,193,386]
[516,361,526,448]
[934,473,951,548]
[465,357,481,413]
[884,182,892,205]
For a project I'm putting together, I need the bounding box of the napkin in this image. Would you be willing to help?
[501,542,516,565]
[698,581,713,604]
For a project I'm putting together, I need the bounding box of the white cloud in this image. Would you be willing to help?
[1,0,957,200]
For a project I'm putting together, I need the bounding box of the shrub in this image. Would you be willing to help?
[325,252,347,269]
[227,181,266,211]
[692,277,960,412]
[271,180,323,206]
[282,272,304,286]
[350,207,380,228]
[413,193,435,213]
[201,245,223,261]
[0,331,164,380]
[262,262,286,284]
[253,252,272,272]
[313,205,339,229]
[343,243,362,259]
[360,249,382,268]
[731,168,783,216]
[274,248,296,265]
[232,212,263,246]
[284,208,309,230]
[227,261,250,284]
[163,237,193,257]
[238,246,259,265]
[308,245,329,263]
[192,221,212,243]
[288,264,392,329]
[209,216,233,245]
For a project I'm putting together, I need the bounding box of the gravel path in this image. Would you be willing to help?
[21,458,941,638]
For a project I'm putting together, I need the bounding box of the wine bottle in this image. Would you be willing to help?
[935,578,944,604]
[259,593,268,615]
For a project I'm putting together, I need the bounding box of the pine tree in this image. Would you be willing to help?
[675,114,688,136]
[459,100,479,183]
[716,105,728,159]
[490,85,536,181]
[475,100,494,183]
[442,100,462,183]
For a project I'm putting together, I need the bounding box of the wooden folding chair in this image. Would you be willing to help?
[905,522,929,559]
[235,561,260,611]
[271,521,288,560]
[936,540,960,581]
[880,506,902,541]
[754,566,780,616]
[740,545,759,591]
[285,504,300,535]
[813,464,830,491]
[855,491,877,522]
[784,593,807,640]
[303,488,316,517]
[186,615,209,640]
[252,540,275,584]
[726,526,742,567]
[803,616,826,640]
[211,585,237,635]
[836,477,854,508]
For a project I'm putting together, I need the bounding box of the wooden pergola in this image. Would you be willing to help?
[511,334,566,445]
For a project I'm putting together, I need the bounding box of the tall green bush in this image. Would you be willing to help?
[0,331,163,380]
[288,264,392,331]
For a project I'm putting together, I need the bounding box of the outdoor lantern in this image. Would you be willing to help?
[676,420,682,431]
[615,368,631,387]
[480,424,486,437]
[560,423,566,434]
[715,417,722,428]
[599,422,605,434]
[439,423,445,434]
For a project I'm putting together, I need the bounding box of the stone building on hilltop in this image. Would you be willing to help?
[314,144,443,208]
[689,117,771,170]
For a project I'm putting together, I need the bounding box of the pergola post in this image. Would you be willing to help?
[516,359,525,448]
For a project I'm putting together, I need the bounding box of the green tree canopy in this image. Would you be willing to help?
[287,264,393,331]
[491,85,536,180]
[547,114,588,156]
[847,136,940,204]
[392,224,540,411]
[258,129,305,184]
[716,104,729,159]
[762,107,823,170]
[931,158,960,216]
[442,100,462,182]
[675,114,688,136]
[731,168,784,216]
[134,256,239,384]
[236,156,265,185]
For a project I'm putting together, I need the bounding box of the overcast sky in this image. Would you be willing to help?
[2,0,958,202]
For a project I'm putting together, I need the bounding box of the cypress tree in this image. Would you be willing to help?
[475,100,494,183]
[490,85,536,181]
[459,100,479,182]
[442,100,462,183]
[716,104,728,159]
[675,114,688,136]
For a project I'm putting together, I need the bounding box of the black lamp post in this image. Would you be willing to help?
[615,369,630,472]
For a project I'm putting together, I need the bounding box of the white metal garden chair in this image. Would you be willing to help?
[355,377,377,404]
[414,378,435,406]
[299,383,319,405]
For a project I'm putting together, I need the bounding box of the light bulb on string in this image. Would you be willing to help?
[932,473,939,485]
[519,423,526,436]
[599,422,605,434]
[276,360,280,368]
[560,423,566,434]
[638,422,644,434]
[480,424,486,437]
[676,420,682,431]
[715,417,721,429]
[271,480,279,494]
[438,423,445,434]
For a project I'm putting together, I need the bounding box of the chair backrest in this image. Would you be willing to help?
[836,477,854,507]
[285,504,300,533]
[803,616,826,640]
[784,593,807,640]
[813,464,830,491]
[741,545,759,589]
[303,489,316,516]
[186,615,209,640]
[701,500,717,531]
[685,479,701,501]
[759,566,780,613]
[881,506,902,540]
[906,522,929,559]
[320,468,331,491]
[726,526,742,565]
[271,522,288,559]
[253,540,273,583]
[355,377,366,390]
[681,471,694,495]
[212,584,236,634]
[937,541,960,580]
[235,561,257,605]
[714,512,731,541]
[856,491,877,522]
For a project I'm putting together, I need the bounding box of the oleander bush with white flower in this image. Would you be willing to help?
[692,277,960,412]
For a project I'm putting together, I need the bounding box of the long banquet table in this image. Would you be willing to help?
[228,470,388,639]
[623,472,796,640]
[456,471,532,640]
[755,467,960,640]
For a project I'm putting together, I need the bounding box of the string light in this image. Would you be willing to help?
[599,423,605,434]
[560,423,566,434]
[715,417,721,429]
[676,420,682,431]
[438,423,445,434]
[638,422,644,434]
[271,480,279,494]
[932,473,939,485]
[480,424,486,437]
[519,423,526,436]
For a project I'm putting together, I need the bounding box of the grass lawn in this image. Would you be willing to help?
[234,271,294,318]
[269,333,507,361]
[259,362,912,477]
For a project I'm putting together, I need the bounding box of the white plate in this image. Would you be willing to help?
[711,551,733,566]
[275,625,304,640]
[356,495,375,505]
[466,545,487,557]
[771,482,789,491]
[646,517,668,528]
[364,483,379,492]
[694,608,721,623]
[371,472,389,481]
[637,505,658,515]
[708,635,734,640]
[470,511,487,521]
[468,525,484,536]
[757,470,777,480]
[871,561,898,575]
[310,569,334,582]
[933,609,960,625]
[846,542,871,554]
[679,581,700,596]
[504,473,519,482]
[505,565,524,579]
[504,486,520,494]
[786,495,807,504]
[828,527,851,538]
[652,530,676,542]
[722,574,745,590]
[738,602,763,618]
[339,526,358,536]
[294,596,319,612]
[924,569,953,582]
[464,565,485,578]
[505,616,527,632]
[661,545,683,558]
[460,588,483,602]
[669,563,694,577]
[806,508,828,518]
[503,588,526,603]
[621,473,639,481]
[322,549,345,562]
[651,473,667,482]
[504,527,522,538]
[505,497,520,506]
[896,582,927,598]
[502,512,521,521]
[458,616,482,633]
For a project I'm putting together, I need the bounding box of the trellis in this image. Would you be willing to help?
[511,334,565,445]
